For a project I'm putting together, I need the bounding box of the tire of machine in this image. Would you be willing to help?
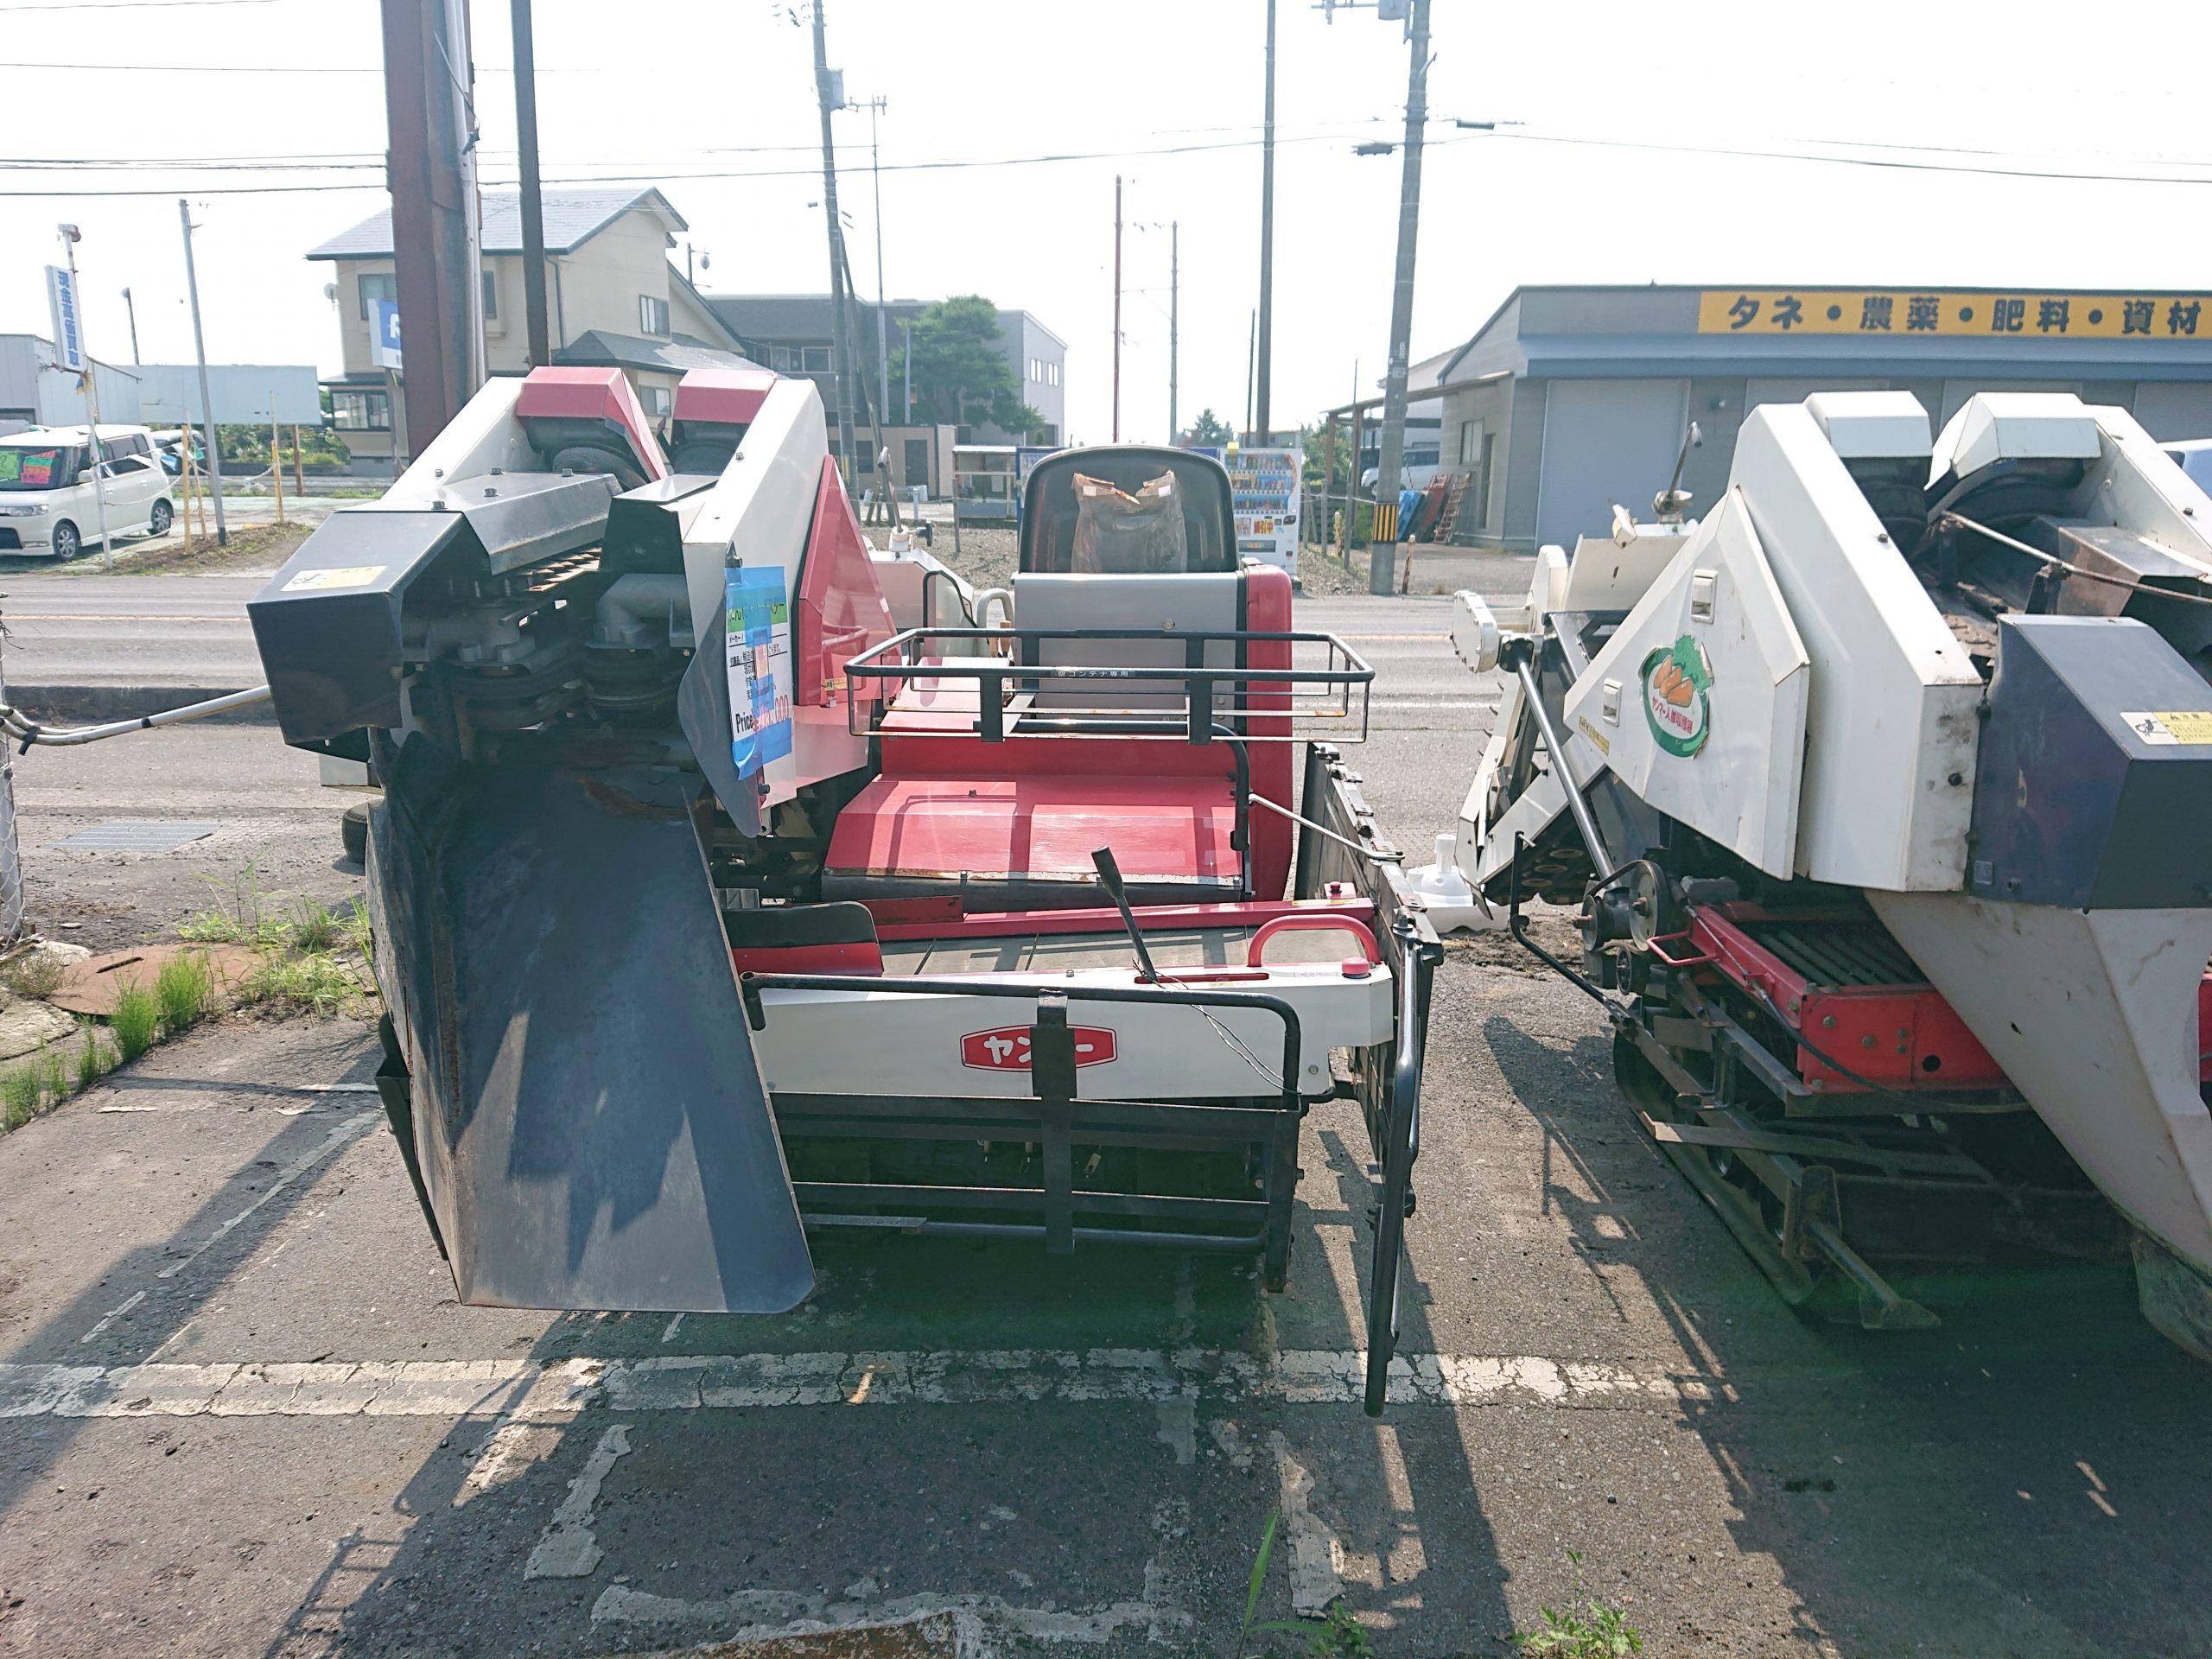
[341,801,371,864]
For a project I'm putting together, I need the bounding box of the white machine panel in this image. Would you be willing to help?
[752,961,1393,1103]
[1873,893,2212,1279]
[1558,515,1699,614]
[1563,490,1810,878]
[1931,390,2101,481]
[1730,403,1983,891]
[679,378,858,804]
[1805,391,1929,461]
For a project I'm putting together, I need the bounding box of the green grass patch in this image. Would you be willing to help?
[74,1023,113,1092]
[0,1064,42,1130]
[154,950,213,1033]
[239,949,362,1017]
[111,985,160,1062]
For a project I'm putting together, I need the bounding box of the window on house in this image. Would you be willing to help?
[1459,421,1480,465]
[481,270,499,320]
[331,390,391,431]
[1476,433,1495,528]
[770,346,794,371]
[639,294,671,336]
[1047,362,1058,387]
[638,385,672,416]
[358,270,396,321]
[802,346,831,372]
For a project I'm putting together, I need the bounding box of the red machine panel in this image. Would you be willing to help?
[796,456,897,708]
[1687,906,2010,1092]
[514,366,668,480]
[674,365,778,429]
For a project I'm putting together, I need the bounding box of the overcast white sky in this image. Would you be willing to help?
[5,0,2212,444]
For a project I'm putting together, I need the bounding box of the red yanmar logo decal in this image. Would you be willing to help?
[960,1025,1118,1071]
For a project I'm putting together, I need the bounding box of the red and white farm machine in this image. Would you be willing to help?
[249,365,1438,1413]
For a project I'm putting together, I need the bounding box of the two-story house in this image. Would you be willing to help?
[307,188,750,474]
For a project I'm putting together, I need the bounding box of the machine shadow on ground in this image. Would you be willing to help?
[1483,1011,2212,1659]
[257,1176,1518,1658]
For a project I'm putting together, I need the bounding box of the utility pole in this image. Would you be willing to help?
[510,0,551,367]
[810,0,857,480]
[379,0,475,455]
[1111,175,1122,443]
[854,93,890,428]
[1369,0,1429,594]
[55,228,113,571]
[179,200,227,546]
[1255,0,1275,443]
[1167,220,1179,443]
[1243,310,1255,443]
[446,0,485,395]
[121,288,140,365]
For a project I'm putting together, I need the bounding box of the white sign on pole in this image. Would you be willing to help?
[44,265,85,372]
[371,299,404,369]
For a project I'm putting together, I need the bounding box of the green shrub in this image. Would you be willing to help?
[111,985,160,1062]
[154,951,213,1033]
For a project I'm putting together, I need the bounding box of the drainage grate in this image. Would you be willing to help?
[48,820,220,853]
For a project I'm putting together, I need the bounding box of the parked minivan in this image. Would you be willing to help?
[0,424,176,558]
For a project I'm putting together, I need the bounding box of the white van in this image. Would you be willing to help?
[0,424,176,559]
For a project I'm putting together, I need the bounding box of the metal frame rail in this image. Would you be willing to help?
[739,973,1309,1287]
[844,626,1375,744]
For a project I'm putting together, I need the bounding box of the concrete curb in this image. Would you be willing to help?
[3,684,276,726]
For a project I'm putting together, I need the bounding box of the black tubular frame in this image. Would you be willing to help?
[843,625,1375,746]
[738,971,1312,1279]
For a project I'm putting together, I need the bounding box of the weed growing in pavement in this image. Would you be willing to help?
[179,861,289,947]
[239,949,360,1017]
[111,985,160,1062]
[1515,1553,1642,1658]
[0,1064,40,1129]
[1231,1512,1379,1659]
[154,951,213,1033]
[0,949,63,1000]
[73,1023,113,1092]
[341,895,373,962]
[288,898,340,953]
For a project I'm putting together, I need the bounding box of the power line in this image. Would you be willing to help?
[1483,126,2212,188]
[0,0,293,10]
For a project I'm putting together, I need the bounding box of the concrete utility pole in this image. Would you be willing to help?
[1243,309,1255,442]
[1369,0,1429,594]
[1111,175,1122,443]
[810,0,857,479]
[510,0,552,367]
[1254,0,1275,443]
[378,0,476,456]
[178,200,228,546]
[855,93,890,427]
[1167,220,1179,443]
[121,288,140,365]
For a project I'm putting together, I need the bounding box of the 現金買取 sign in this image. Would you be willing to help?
[1697,290,2212,340]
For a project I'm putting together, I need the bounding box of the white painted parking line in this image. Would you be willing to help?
[0,1348,1719,1419]
[524,1424,632,1580]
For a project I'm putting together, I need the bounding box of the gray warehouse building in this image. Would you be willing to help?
[1432,284,2212,550]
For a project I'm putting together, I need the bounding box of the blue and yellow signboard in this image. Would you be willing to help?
[1697,289,2212,340]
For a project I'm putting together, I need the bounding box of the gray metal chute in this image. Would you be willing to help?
[367,733,811,1313]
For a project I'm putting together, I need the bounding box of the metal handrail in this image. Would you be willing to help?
[844,625,1373,745]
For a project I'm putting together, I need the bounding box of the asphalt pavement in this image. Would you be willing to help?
[0,555,2204,1659]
